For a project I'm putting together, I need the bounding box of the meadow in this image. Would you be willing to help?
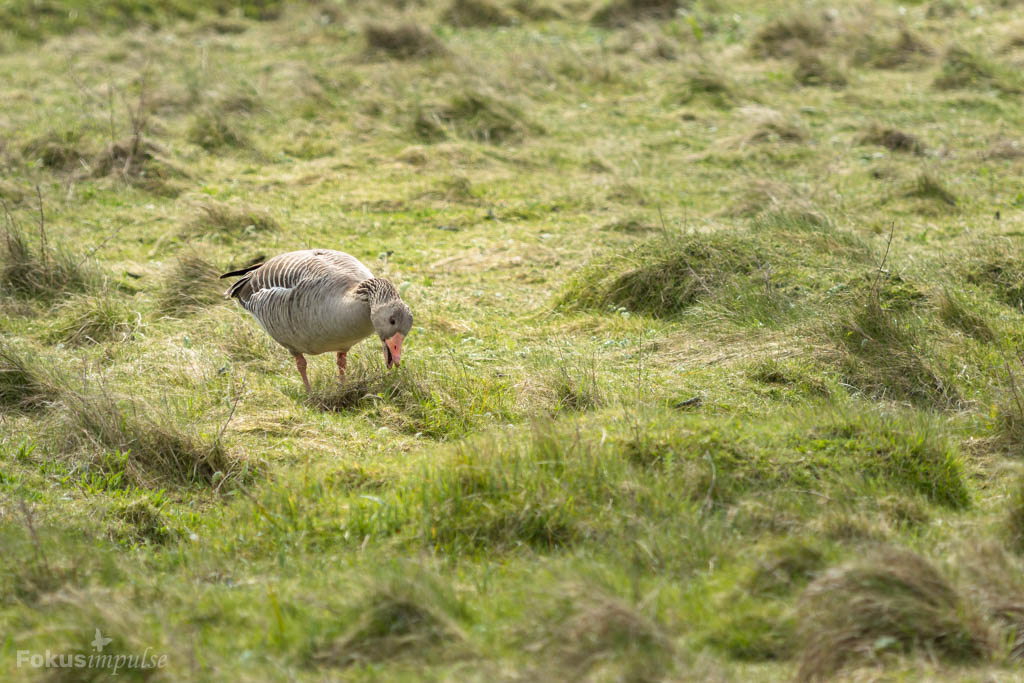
[2,0,1024,679]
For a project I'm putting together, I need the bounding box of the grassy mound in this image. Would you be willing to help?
[363,22,449,60]
[933,46,1024,94]
[858,123,925,154]
[797,548,990,680]
[590,0,683,28]
[559,231,763,318]
[442,0,516,27]
[313,567,468,667]
[750,12,831,59]
[414,89,538,144]
[831,294,960,409]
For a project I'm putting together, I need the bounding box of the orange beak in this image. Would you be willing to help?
[383,332,404,368]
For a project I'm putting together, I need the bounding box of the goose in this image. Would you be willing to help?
[220,249,413,392]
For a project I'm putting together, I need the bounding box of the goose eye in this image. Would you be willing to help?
[390,318,395,325]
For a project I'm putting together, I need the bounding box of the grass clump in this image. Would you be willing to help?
[1009,476,1024,554]
[831,295,960,409]
[363,22,449,60]
[853,27,934,70]
[21,129,88,171]
[858,123,925,154]
[962,242,1024,311]
[91,138,187,197]
[187,109,251,151]
[797,548,991,681]
[559,231,762,318]
[50,294,138,346]
[57,383,244,489]
[313,567,468,667]
[312,357,517,439]
[414,89,538,144]
[0,344,59,410]
[158,251,225,315]
[442,0,516,27]
[590,0,683,28]
[933,45,1024,94]
[676,65,738,109]
[905,172,957,206]
[793,53,847,88]
[937,289,994,342]
[541,586,678,679]
[1,209,95,299]
[750,12,831,59]
[183,199,278,239]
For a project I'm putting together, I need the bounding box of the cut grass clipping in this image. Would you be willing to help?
[797,548,990,681]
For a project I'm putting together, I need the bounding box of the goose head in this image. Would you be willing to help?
[371,299,413,368]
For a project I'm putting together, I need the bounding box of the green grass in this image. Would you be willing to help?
[3,0,1024,679]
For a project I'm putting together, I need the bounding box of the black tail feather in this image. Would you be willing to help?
[220,262,264,279]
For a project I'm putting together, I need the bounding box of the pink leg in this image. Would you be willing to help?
[295,354,311,393]
[336,351,347,380]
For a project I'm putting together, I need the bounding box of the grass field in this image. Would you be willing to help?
[3,0,1024,679]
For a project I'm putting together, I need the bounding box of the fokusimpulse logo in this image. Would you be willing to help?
[15,628,169,674]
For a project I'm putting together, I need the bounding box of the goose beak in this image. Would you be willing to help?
[383,333,404,368]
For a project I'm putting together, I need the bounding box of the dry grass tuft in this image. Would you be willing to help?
[983,138,1024,160]
[442,0,516,27]
[793,52,847,88]
[831,295,960,408]
[937,289,994,342]
[21,129,88,171]
[1009,477,1024,554]
[750,12,831,59]
[0,343,60,410]
[797,548,991,681]
[364,22,449,60]
[542,586,677,679]
[158,251,225,315]
[590,0,682,28]
[182,199,279,239]
[91,138,187,196]
[742,107,809,144]
[853,27,934,69]
[906,172,957,207]
[188,108,251,151]
[1,207,96,300]
[313,568,468,667]
[50,294,139,346]
[677,64,738,108]
[57,380,245,488]
[933,45,1024,94]
[414,89,538,144]
[859,123,925,154]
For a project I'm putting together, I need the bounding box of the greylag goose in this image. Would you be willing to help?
[221,249,413,392]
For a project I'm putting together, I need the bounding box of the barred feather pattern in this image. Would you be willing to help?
[223,249,387,356]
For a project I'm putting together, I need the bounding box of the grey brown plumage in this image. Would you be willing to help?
[221,249,413,391]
